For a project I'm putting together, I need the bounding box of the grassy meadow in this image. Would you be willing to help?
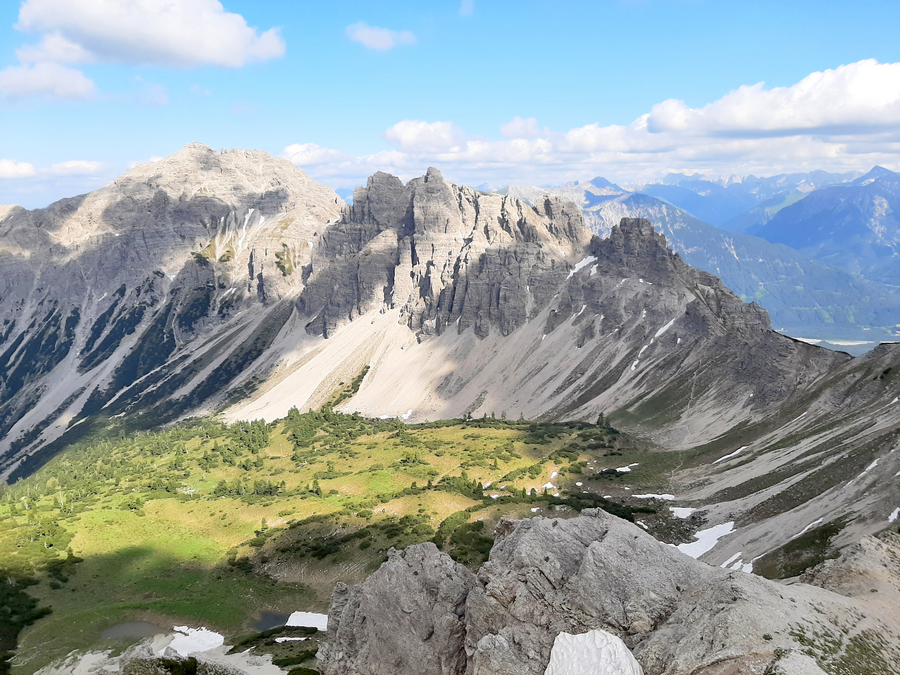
[0,406,680,673]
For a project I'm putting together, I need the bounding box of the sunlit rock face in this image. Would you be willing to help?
[544,630,643,675]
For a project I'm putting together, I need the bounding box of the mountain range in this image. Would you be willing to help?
[1,143,898,572]
[501,176,900,341]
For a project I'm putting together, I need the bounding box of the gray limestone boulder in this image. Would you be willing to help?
[318,542,477,675]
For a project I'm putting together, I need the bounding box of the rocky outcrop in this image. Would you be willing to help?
[320,510,900,675]
[300,167,590,340]
[317,543,477,675]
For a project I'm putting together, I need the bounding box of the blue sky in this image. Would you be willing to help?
[2,0,900,207]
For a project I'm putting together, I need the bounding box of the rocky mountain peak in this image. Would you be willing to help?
[301,169,591,339]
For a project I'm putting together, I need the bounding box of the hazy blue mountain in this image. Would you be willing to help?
[749,167,900,284]
[505,180,900,340]
[632,170,856,228]
[722,191,810,232]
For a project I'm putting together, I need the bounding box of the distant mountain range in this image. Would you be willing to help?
[499,176,900,341]
[748,166,900,285]
[629,170,857,228]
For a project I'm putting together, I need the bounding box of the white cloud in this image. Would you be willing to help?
[282,143,347,167]
[0,62,95,100]
[500,116,542,139]
[16,32,91,63]
[48,160,103,176]
[0,158,103,180]
[346,22,416,51]
[646,59,900,136]
[285,59,900,189]
[0,160,37,179]
[15,0,285,68]
[460,0,475,16]
[383,120,466,152]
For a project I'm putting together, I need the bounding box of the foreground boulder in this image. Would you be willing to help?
[319,510,900,675]
[317,542,477,675]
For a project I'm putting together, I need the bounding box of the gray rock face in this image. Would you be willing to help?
[320,511,900,675]
[0,144,342,478]
[300,167,589,340]
[317,543,477,675]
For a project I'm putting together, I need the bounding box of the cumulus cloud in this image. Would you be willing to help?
[383,120,466,152]
[0,158,104,180]
[0,160,37,179]
[646,59,900,136]
[0,62,96,100]
[2,0,282,101]
[346,22,416,51]
[282,59,900,189]
[500,116,543,139]
[15,0,285,68]
[460,0,475,16]
[16,32,91,64]
[48,160,103,176]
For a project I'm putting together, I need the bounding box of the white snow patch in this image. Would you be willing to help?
[542,482,557,489]
[169,627,224,656]
[567,256,597,279]
[889,508,899,523]
[638,345,648,357]
[654,317,676,338]
[720,552,742,568]
[670,507,696,519]
[544,629,643,675]
[490,494,500,499]
[631,360,639,371]
[636,520,648,530]
[676,522,735,559]
[713,446,748,465]
[551,471,558,479]
[275,637,309,643]
[482,481,492,489]
[531,507,541,513]
[891,397,898,404]
[575,482,583,487]
[616,463,639,473]
[400,409,413,420]
[633,493,675,501]
[790,518,824,540]
[590,264,598,276]
[286,612,328,631]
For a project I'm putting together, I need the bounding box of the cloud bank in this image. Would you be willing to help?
[1,0,285,100]
[282,59,900,187]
